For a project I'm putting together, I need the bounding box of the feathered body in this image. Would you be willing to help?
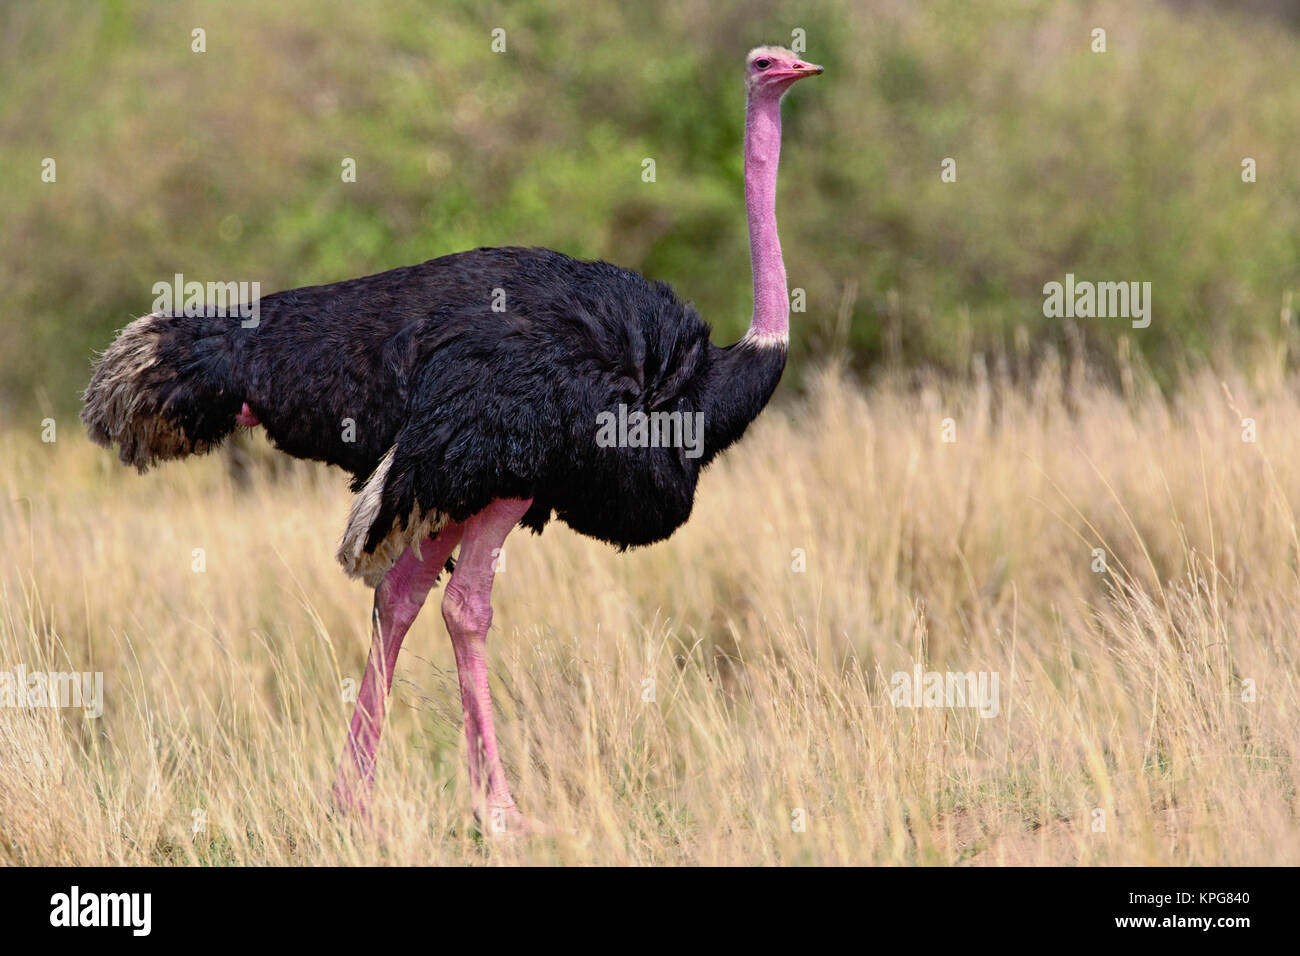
[82,246,786,582]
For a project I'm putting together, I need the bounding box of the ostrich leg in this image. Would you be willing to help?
[441,497,534,834]
[333,521,465,813]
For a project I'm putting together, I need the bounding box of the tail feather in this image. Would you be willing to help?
[81,312,242,471]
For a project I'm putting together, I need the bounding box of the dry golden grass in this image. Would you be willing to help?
[1,361,1297,865]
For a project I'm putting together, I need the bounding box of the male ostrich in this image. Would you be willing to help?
[81,46,822,832]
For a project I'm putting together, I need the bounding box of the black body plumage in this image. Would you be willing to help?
[82,247,786,567]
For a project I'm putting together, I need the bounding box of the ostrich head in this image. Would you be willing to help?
[745,45,824,98]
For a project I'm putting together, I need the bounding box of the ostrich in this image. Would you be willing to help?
[81,46,822,833]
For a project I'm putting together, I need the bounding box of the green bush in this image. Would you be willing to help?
[2,0,1298,417]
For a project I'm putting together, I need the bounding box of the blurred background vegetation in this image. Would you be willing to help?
[3,0,1300,419]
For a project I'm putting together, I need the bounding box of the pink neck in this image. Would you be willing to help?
[743,91,788,343]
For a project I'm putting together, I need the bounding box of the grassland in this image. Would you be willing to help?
[1,357,1296,865]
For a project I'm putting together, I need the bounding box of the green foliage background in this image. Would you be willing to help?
[3,0,1299,417]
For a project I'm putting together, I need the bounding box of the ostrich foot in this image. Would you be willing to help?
[479,803,553,839]
[330,778,372,822]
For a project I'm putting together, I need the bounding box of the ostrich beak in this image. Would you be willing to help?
[775,61,824,82]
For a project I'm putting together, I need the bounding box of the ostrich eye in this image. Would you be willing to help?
[754,58,771,70]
